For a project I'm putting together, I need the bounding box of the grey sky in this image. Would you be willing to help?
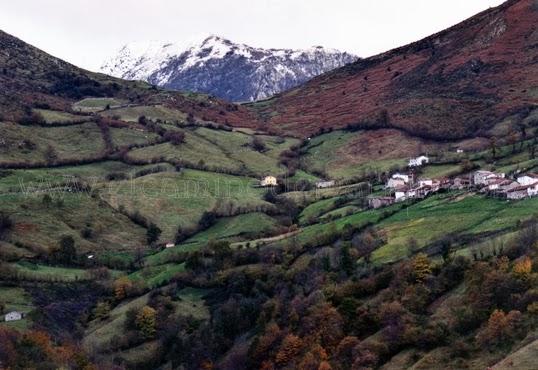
[1,0,505,71]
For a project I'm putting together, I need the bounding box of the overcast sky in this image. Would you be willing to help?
[1,0,505,71]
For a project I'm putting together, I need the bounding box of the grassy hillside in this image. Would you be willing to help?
[1,10,537,369]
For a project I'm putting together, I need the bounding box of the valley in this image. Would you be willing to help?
[0,0,537,369]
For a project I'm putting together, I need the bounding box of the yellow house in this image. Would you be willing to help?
[260,176,277,187]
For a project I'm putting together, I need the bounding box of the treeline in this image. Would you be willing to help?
[145,218,538,370]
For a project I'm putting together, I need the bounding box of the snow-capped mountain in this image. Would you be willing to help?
[100,35,358,102]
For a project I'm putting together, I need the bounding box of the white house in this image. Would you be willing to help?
[316,180,335,189]
[507,186,530,200]
[394,186,408,202]
[484,178,508,191]
[506,183,538,200]
[387,177,406,189]
[386,173,410,188]
[418,178,433,187]
[393,173,410,182]
[456,149,464,153]
[516,173,538,186]
[408,155,429,167]
[5,311,23,322]
[165,243,175,248]
[530,184,538,197]
[260,176,277,187]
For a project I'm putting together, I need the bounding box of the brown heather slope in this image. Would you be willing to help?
[249,0,538,139]
[0,29,258,127]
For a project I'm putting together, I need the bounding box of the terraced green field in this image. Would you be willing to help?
[127,130,243,173]
[0,161,176,193]
[127,127,296,177]
[109,126,160,147]
[0,193,147,255]
[100,169,271,241]
[302,129,425,179]
[72,97,126,112]
[102,104,187,123]
[183,213,279,244]
[0,286,33,331]
[299,196,340,224]
[10,262,89,281]
[0,122,105,163]
[129,262,186,288]
[373,194,538,264]
[34,109,90,124]
[270,192,538,266]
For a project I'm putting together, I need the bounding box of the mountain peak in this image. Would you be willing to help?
[100,36,358,101]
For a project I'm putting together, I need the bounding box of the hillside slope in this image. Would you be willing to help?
[101,35,357,102]
[250,0,538,139]
[0,30,258,127]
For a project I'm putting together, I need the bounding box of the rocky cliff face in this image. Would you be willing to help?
[101,35,357,102]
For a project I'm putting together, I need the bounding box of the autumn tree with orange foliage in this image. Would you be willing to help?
[476,309,522,347]
[297,343,328,370]
[513,256,532,280]
[0,328,93,369]
[275,334,303,366]
[136,305,157,339]
[114,276,133,301]
[412,253,432,282]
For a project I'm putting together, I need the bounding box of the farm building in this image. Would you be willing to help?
[368,197,394,209]
[386,173,410,188]
[505,183,538,200]
[260,176,277,187]
[387,177,406,189]
[394,186,409,202]
[452,176,472,190]
[483,178,512,192]
[473,170,505,186]
[516,173,538,186]
[5,311,23,322]
[316,180,335,189]
[418,178,433,187]
[408,155,429,167]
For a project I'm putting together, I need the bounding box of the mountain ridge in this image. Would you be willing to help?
[101,35,358,102]
[249,0,538,140]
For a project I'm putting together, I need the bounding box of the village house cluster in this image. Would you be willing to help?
[474,170,538,200]
[369,167,538,209]
[368,171,449,208]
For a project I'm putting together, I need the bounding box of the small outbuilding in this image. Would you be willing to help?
[516,173,538,186]
[368,197,394,209]
[5,311,23,322]
[408,155,429,167]
[260,176,277,187]
[316,180,335,189]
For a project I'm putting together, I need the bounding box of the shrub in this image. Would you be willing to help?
[0,213,13,239]
[198,211,217,231]
[136,306,157,339]
[92,301,111,320]
[164,130,186,145]
[146,223,162,245]
[81,227,93,239]
[18,111,45,125]
[251,137,266,152]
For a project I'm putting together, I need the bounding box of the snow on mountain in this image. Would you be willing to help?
[100,35,358,102]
